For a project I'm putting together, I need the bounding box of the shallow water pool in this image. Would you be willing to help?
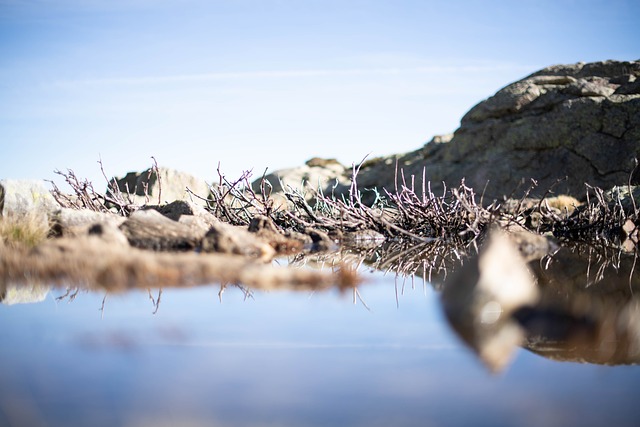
[2,267,640,427]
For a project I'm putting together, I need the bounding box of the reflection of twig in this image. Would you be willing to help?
[218,284,226,302]
[630,251,637,296]
[217,283,254,302]
[560,240,634,289]
[352,287,371,311]
[99,294,107,319]
[236,284,255,301]
[56,287,79,302]
[289,236,467,287]
[395,276,399,309]
[628,158,639,216]
[423,267,428,296]
[148,288,162,314]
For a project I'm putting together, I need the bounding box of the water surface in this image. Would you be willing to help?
[2,266,639,427]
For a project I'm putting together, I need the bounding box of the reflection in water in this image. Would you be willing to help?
[0,282,50,305]
[440,229,540,372]
[311,230,628,371]
[523,244,640,366]
[4,225,640,373]
[438,229,640,371]
[293,227,640,371]
[3,231,640,426]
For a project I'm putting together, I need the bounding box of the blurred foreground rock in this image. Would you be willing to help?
[440,225,640,372]
[521,242,640,365]
[441,228,541,372]
[52,208,126,238]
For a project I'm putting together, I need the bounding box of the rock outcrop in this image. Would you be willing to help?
[258,60,640,203]
[462,61,637,191]
[363,60,640,201]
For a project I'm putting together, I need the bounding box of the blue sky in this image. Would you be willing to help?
[1,0,638,189]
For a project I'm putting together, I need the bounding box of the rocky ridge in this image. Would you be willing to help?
[257,60,640,204]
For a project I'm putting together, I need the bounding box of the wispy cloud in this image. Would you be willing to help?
[53,63,533,88]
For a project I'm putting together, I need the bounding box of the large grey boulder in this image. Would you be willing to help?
[108,167,212,206]
[353,60,640,202]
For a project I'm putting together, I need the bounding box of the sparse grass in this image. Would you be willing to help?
[0,213,50,249]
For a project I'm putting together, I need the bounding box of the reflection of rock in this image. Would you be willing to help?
[441,230,640,371]
[0,235,352,293]
[0,283,50,305]
[519,296,640,366]
[522,244,640,365]
[441,228,540,372]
